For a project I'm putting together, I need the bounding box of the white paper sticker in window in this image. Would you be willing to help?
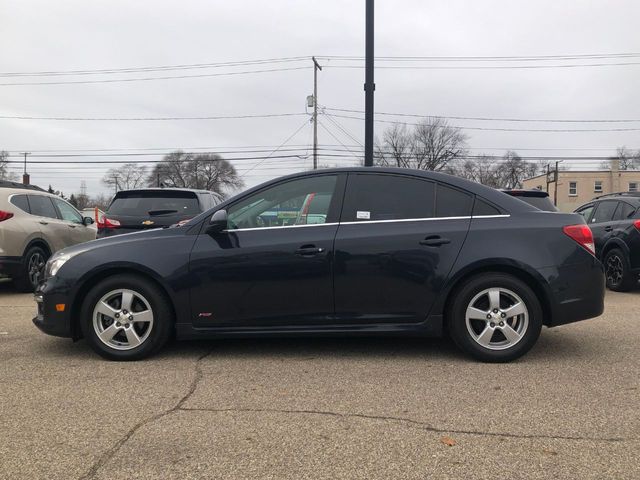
[356,210,371,220]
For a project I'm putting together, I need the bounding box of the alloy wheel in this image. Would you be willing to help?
[92,289,154,351]
[605,254,623,287]
[465,287,529,350]
[28,253,46,287]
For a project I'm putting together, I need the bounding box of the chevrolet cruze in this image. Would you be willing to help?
[33,168,605,362]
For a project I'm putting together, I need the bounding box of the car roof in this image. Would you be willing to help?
[115,187,219,195]
[592,192,640,203]
[237,167,538,214]
[500,189,550,198]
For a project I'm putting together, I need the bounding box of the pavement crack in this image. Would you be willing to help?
[179,406,630,443]
[78,349,213,480]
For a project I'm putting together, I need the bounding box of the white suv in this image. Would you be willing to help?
[0,181,96,291]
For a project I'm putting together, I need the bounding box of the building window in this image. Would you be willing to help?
[629,182,638,193]
[569,181,578,196]
[594,180,603,193]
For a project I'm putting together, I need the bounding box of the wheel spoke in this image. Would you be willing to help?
[96,301,118,318]
[120,291,134,312]
[131,310,153,323]
[466,306,489,320]
[98,323,120,343]
[488,289,501,311]
[124,327,142,347]
[476,325,494,347]
[501,324,522,344]
[502,302,526,318]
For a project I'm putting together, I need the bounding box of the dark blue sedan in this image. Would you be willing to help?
[34,168,604,362]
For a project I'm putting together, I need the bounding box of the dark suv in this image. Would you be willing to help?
[98,188,223,238]
[575,192,640,291]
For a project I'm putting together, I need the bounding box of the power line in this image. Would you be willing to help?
[328,113,640,133]
[0,56,310,77]
[317,52,640,61]
[0,66,310,86]
[323,62,640,70]
[323,107,640,124]
[0,112,307,121]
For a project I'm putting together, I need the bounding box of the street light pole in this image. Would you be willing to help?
[364,0,375,167]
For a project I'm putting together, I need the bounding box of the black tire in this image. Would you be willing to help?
[447,273,543,363]
[14,246,49,293]
[80,274,174,361]
[604,248,636,292]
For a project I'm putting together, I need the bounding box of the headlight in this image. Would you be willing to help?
[44,251,78,279]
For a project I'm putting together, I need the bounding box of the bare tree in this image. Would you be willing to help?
[148,151,244,196]
[600,147,640,170]
[0,150,16,181]
[497,151,540,189]
[102,163,148,191]
[375,118,468,171]
[452,155,503,187]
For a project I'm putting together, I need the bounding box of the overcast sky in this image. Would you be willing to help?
[1,0,640,197]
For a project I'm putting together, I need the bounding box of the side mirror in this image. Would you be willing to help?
[207,209,228,234]
[83,216,95,226]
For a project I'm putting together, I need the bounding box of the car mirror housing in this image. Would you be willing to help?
[207,209,228,234]
[82,216,95,226]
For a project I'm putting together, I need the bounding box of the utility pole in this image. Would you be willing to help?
[553,160,559,207]
[545,163,550,193]
[311,57,323,170]
[113,175,119,194]
[21,152,31,185]
[364,0,375,167]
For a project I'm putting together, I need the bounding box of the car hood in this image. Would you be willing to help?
[56,226,181,258]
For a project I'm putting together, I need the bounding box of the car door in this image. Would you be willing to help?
[52,198,96,246]
[188,173,345,327]
[333,172,472,325]
[28,194,68,252]
[588,200,619,258]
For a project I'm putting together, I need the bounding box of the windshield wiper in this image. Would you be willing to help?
[148,209,179,216]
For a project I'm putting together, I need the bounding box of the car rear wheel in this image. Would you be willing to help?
[604,248,636,292]
[14,246,49,293]
[80,274,173,360]
[448,273,543,362]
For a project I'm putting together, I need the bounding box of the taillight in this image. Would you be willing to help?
[563,224,595,256]
[0,210,14,222]
[97,217,121,229]
[634,220,640,231]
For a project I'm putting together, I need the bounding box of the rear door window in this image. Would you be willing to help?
[613,202,636,221]
[28,195,58,219]
[107,191,200,216]
[342,174,434,222]
[590,201,618,224]
[576,204,595,223]
[10,194,30,213]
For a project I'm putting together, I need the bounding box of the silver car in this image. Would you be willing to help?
[0,181,96,291]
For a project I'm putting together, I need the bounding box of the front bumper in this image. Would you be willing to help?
[32,277,74,338]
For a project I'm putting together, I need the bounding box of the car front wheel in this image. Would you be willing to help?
[448,273,543,362]
[14,246,49,292]
[80,274,173,360]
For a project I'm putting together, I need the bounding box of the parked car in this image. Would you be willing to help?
[0,180,96,291]
[501,189,557,212]
[97,188,223,238]
[34,168,604,362]
[81,207,105,223]
[574,192,640,291]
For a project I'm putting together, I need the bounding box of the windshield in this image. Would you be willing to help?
[107,191,200,216]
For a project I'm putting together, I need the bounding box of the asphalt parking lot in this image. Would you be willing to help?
[0,280,638,480]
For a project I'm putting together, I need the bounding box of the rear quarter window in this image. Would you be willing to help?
[435,184,472,217]
[473,198,501,216]
[10,194,30,213]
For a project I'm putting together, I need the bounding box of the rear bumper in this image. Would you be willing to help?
[32,277,74,338]
[541,258,605,327]
[0,256,22,277]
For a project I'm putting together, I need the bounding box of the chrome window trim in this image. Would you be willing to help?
[223,214,510,232]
